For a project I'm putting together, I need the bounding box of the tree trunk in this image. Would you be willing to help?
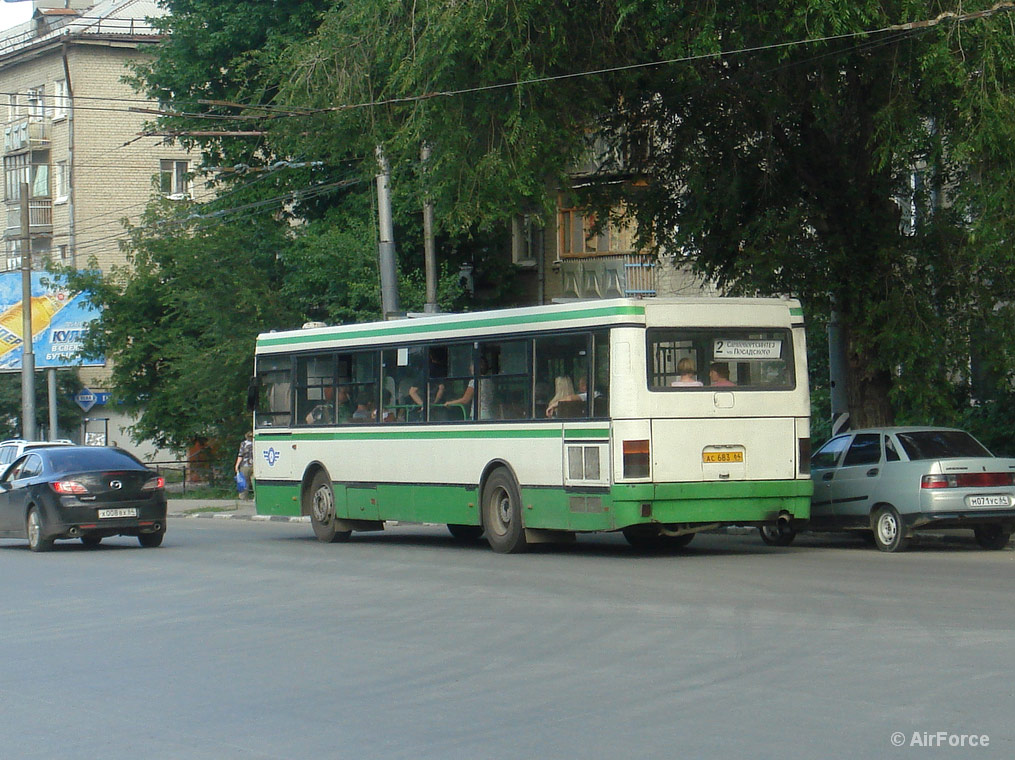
[845,331,894,428]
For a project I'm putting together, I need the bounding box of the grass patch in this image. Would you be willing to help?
[167,485,237,500]
[183,505,238,514]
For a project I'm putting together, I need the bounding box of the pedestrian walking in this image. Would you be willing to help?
[234,431,254,500]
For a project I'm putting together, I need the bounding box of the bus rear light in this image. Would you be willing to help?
[623,440,650,479]
[798,438,811,475]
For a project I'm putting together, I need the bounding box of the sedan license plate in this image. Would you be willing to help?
[703,451,744,464]
[98,508,138,519]
[966,495,1011,508]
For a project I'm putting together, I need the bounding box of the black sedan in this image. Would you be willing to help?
[0,446,167,551]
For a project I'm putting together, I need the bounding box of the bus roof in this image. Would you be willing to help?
[256,296,803,353]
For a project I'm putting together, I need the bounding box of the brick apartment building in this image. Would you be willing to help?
[0,0,197,456]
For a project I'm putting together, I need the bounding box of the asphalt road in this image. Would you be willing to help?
[1,520,1012,760]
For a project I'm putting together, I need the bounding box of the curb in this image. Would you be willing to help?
[168,511,309,523]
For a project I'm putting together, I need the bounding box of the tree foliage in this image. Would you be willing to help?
[118,0,1015,439]
[0,372,84,441]
[262,0,1015,427]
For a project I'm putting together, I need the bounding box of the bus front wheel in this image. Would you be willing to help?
[307,471,351,544]
[482,469,527,554]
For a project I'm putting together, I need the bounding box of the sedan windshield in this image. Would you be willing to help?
[46,448,146,473]
[896,431,992,460]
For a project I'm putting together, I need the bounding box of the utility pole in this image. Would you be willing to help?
[421,144,438,313]
[828,305,849,436]
[375,146,400,318]
[20,181,35,441]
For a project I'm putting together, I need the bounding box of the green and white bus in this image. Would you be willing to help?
[249,297,812,552]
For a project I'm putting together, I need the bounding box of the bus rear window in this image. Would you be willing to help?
[647,328,794,391]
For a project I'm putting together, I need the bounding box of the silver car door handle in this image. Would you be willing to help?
[822,472,834,481]
[867,468,879,477]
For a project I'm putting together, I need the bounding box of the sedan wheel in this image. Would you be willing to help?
[973,525,1012,550]
[871,506,910,553]
[27,507,53,553]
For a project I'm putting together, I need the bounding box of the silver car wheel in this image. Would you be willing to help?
[871,505,909,552]
[876,511,898,544]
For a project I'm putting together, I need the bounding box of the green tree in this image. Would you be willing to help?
[268,1,1015,427]
[0,371,84,441]
[66,199,298,453]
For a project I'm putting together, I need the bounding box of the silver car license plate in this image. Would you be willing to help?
[98,508,138,519]
[966,495,1011,508]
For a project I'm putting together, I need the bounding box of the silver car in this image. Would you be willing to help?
[760,427,1015,552]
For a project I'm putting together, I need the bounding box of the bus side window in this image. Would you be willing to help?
[478,340,530,420]
[254,355,292,428]
[534,332,591,419]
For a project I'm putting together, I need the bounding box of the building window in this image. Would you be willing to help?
[27,87,44,118]
[52,80,68,120]
[55,160,68,202]
[5,240,21,273]
[160,159,190,199]
[4,153,29,202]
[8,94,19,118]
[558,203,633,258]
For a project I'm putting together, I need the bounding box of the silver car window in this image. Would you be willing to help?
[812,435,850,469]
[842,434,881,467]
[896,431,991,460]
[884,435,901,462]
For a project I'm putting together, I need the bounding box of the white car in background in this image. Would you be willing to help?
[0,439,74,470]
[760,427,1015,552]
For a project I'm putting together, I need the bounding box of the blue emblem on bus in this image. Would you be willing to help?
[263,447,280,466]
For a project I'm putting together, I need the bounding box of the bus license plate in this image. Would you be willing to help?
[703,451,744,464]
[966,495,1011,508]
[98,508,138,519]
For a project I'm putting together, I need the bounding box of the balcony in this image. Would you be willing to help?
[4,117,50,154]
[4,197,53,240]
[558,253,657,299]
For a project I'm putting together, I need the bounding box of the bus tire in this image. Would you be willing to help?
[481,469,527,554]
[307,471,351,544]
[447,524,484,542]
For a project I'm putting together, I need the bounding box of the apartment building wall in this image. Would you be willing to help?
[1,16,200,460]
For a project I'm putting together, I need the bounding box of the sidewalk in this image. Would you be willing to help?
[167,497,308,523]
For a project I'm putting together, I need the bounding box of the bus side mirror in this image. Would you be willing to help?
[246,376,261,413]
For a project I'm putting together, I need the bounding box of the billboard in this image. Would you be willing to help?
[0,271,104,370]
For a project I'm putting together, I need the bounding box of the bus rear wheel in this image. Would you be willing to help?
[307,471,351,544]
[482,469,527,554]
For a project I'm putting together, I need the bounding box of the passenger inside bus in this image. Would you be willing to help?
[671,358,704,387]
[351,395,377,422]
[709,363,736,387]
[545,376,577,417]
[305,385,336,424]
